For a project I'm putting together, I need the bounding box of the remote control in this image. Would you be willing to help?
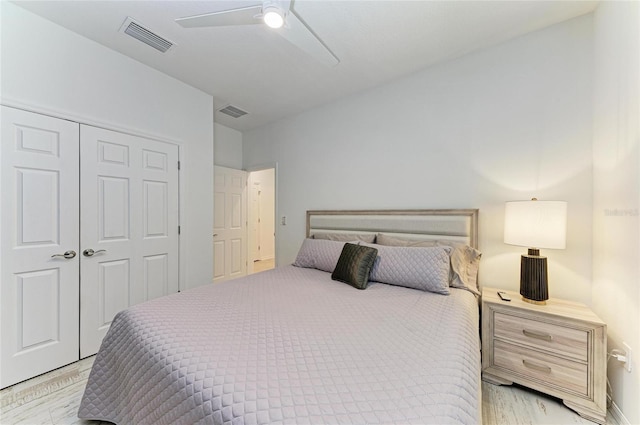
[497,291,511,302]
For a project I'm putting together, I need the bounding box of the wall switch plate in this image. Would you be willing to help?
[623,342,632,372]
[281,216,287,225]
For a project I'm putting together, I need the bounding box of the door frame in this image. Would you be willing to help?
[1,100,184,291]
[245,162,279,270]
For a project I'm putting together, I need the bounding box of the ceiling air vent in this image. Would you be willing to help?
[120,17,174,53]
[219,105,248,118]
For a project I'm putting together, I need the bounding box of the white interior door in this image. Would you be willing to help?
[1,106,80,388]
[213,166,247,283]
[80,125,179,357]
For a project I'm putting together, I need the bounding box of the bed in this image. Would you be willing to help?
[79,209,482,424]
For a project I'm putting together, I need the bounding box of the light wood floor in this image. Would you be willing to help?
[0,357,104,425]
[482,381,619,425]
[1,356,620,425]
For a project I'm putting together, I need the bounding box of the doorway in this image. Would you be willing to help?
[247,167,275,274]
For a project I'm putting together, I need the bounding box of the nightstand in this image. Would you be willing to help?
[481,287,607,424]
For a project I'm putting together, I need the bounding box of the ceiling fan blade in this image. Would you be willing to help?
[176,5,263,28]
[279,10,339,67]
[279,0,292,13]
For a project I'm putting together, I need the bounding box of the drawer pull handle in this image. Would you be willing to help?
[522,329,553,341]
[522,360,552,373]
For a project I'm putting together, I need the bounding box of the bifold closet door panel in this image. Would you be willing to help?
[0,106,80,388]
[79,125,179,358]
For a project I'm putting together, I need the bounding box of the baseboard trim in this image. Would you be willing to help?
[610,400,630,425]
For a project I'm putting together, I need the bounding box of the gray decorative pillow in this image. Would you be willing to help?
[331,243,378,290]
[313,232,376,243]
[364,243,451,294]
[376,233,482,295]
[293,238,354,273]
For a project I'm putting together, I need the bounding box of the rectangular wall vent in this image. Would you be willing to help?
[120,17,174,53]
[219,105,248,118]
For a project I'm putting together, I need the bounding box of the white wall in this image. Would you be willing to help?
[214,123,243,169]
[1,2,215,289]
[244,15,594,304]
[592,1,640,423]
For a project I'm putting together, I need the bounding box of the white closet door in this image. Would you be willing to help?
[213,166,247,283]
[80,126,179,357]
[0,106,80,388]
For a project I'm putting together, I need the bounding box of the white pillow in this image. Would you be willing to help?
[363,243,452,294]
[445,242,482,295]
[293,239,354,273]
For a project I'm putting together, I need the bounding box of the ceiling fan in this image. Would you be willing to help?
[175,0,339,67]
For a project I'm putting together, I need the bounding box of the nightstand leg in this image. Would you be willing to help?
[482,373,513,386]
[563,400,606,425]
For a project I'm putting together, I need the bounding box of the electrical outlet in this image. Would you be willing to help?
[281,216,287,226]
[623,342,632,372]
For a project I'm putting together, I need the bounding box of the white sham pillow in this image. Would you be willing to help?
[312,232,376,243]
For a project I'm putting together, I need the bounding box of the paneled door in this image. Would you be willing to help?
[0,106,80,388]
[213,166,247,283]
[80,126,179,357]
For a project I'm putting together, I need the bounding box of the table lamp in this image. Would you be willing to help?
[503,199,567,304]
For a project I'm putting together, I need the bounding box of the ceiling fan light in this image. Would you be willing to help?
[263,6,284,28]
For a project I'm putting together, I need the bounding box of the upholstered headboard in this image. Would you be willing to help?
[306,209,478,249]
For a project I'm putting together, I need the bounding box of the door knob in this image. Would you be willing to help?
[83,248,106,257]
[51,250,77,259]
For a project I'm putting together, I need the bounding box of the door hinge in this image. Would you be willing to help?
[178,225,181,235]
[177,161,181,170]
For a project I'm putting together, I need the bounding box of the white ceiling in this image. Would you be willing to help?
[13,0,598,132]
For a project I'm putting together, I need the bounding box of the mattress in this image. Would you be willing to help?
[79,265,481,424]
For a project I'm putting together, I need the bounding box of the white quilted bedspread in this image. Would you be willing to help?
[78,266,480,425]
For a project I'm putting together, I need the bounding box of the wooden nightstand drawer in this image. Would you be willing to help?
[493,339,588,396]
[494,312,588,361]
